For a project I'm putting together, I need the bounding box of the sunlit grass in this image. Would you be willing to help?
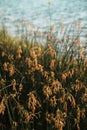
[0,23,87,130]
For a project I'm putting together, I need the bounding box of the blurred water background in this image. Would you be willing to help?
[0,0,87,39]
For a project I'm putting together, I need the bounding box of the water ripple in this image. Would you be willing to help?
[0,0,87,38]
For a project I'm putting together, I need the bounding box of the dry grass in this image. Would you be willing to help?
[0,25,87,130]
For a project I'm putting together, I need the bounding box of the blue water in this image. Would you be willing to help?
[0,0,87,37]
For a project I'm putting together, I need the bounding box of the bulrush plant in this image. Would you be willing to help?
[0,22,87,130]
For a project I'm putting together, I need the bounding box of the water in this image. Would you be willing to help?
[0,0,87,37]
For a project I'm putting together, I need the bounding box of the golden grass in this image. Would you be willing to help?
[0,26,87,130]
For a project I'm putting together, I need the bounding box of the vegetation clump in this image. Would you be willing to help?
[0,25,87,130]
